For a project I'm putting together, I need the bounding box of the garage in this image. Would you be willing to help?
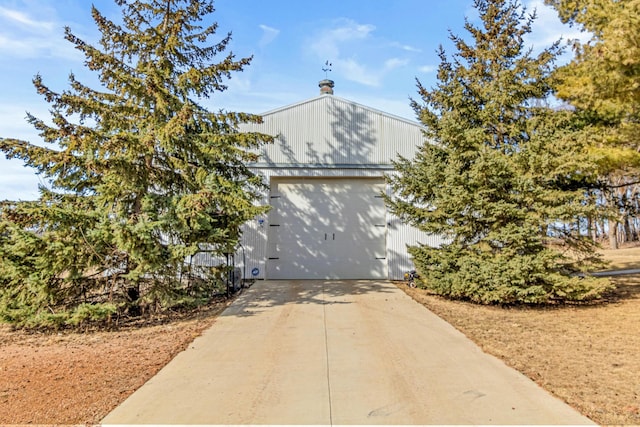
[238,82,445,280]
[266,177,387,279]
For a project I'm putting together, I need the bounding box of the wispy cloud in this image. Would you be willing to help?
[309,18,379,86]
[0,102,50,201]
[0,103,46,140]
[419,65,437,73]
[0,163,42,201]
[384,58,409,70]
[258,24,280,47]
[524,0,591,56]
[389,42,422,53]
[0,5,80,60]
[0,6,54,29]
[309,18,415,87]
[225,75,252,93]
[309,18,375,60]
[341,58,380,86]
[323,19,376,43]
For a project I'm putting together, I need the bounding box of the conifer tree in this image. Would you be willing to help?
[387,0,612,304]
[0,0,272,325]
[545,0,640,248]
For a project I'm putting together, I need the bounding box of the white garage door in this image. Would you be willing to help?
[266,178,388,279]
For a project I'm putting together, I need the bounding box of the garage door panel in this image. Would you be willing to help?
[267,178,387,280]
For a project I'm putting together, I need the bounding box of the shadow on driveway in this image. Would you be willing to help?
[222,279,395,318]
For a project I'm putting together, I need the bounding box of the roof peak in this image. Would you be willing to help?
[259,94,422,127]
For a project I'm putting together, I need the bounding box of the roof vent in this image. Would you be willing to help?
[319,79,334,95]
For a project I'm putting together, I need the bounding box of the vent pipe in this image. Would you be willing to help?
[319,79,334,95]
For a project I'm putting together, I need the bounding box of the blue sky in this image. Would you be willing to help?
[0,0,585,201]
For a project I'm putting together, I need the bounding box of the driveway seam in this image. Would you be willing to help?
[322,281,334,425]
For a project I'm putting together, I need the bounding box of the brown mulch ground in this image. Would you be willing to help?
[0,299,230,425]
[1,249,639,425]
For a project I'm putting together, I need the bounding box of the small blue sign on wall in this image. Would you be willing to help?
[251,268,260,277]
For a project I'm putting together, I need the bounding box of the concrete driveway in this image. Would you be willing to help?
[102,280,594,425]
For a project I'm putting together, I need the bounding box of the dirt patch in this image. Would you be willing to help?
[0,299,230,425]
[400,274,640,426]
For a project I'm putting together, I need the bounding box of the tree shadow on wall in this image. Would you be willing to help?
[265,177,387,279]
[257,97,379,166]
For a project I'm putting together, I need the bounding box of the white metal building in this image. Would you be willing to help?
[238,80,445,280]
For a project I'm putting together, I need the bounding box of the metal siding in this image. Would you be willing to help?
[384,175,450,280]
[238,95,441,281]
[386,211,449,280]
[241,96,424,167]
[239,170,272,280]
[255,167,386,178]
[240,212,268,280]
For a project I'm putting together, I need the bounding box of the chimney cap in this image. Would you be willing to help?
[319,79,334,95]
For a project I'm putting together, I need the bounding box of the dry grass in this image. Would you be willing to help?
[0,301,230,424]
[600,246,640,270]
[401,248,640,425]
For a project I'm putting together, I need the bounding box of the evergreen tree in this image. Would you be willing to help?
[387,0,612,304]
[0,0,272,326]
[545,0,640,248]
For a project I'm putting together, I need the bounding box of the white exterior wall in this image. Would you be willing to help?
[243,95,422,166]
[237,94,445,281]
[239,167,446,281]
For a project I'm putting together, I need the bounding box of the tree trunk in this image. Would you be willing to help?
[609,219,619,249]
[588,215,598,242]
[624,215,633,243]
[126,285,141,317]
